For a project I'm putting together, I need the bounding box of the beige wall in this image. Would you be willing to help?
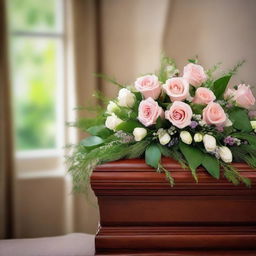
[101,0,170,98]
[163,0,256,92]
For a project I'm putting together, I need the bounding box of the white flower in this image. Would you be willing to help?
[203,134,217,152]
[133,127,147,142]
[224,119,233,127]
[218,146,233,163]
[250,120,256,129]
[180,131,192,145]
[159,132,171,145]
[199,120,206,126]
[194,133,203,142]
[118,88,136,108]
[106,101,118,114]
[105,113,123,131]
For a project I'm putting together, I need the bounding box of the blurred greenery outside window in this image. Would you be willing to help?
[7,0,64,151]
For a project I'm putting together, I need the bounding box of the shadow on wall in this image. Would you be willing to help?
[163,0,256,95]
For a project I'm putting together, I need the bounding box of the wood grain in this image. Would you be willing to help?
[91,158,256,255]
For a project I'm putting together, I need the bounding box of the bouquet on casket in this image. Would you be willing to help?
[67,56,256,193]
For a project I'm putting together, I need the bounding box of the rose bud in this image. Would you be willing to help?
[159,132,171,145]
[105,113,123,131]
[203,134,217,152]
[133,127,147,142]
[250,120,256,129]
[218,146,233,163]
[180,131,193,145]
[118,88,136,108]
[194,133,203,142]
[106,101,119,114]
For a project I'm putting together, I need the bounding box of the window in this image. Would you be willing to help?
[7,0,66,173]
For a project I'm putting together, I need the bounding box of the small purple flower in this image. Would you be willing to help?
[226,103,233,109]
[224,136,235,146]
[216,126,224,132]
[168,137,179,147]
[189,121,198,129]
[249,110,256,120]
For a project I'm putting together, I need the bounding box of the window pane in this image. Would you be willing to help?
[10,38,59,150]
[7,0,62,32]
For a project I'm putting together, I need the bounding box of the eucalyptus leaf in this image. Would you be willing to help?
[145,144,161,169]
[80,136,104,147]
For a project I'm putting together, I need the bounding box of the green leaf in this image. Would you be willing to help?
[202,154,220,179]
[179,142,205,181]
[212,75,231,99]
[189,86,196,97]
[80,136,104,147]
[229,109,252,132]
[145,144,161,168]
[191,103,205,114]
[188,59,197,64]
[115,120,143,133]
[87,125,112,138]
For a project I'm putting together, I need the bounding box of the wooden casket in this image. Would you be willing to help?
[91,158,256,255]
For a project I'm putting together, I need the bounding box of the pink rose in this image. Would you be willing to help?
[203,102,227,126]
[183,63,207,87]
[163,77,189,102]
[224,88,236,100]
[135,75,161,99]
[165,101,192,129]
[234,84,255,109]
[193,87,216,105]
[138,97,164,127]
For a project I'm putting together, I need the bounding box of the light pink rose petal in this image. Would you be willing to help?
[183,63,207,87]
[163,77,189,102]
[235,84,255,109]
[165,101,192,129]
[138,97,163,127]
[135,75,161,100]
[193,87,216,105]
[202,102,227,126]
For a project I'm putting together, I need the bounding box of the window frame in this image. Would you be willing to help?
[7,0,68,174]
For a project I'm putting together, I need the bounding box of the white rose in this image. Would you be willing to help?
[250,120,256,129]
[133,127,147,142]
[118,88,136,108]
[203,134,217,152]
[224,119,233,127]
[105,113,123,131]
[180,131,192,145]
[194,133,203,142]
[106,101,118,114]
[218,146,233,163]
[159,132,171,145]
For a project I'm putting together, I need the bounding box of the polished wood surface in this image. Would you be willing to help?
[91,158,256,255]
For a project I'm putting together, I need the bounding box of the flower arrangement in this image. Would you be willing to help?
[68,56,256,193]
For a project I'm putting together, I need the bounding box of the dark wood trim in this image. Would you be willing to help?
[92,158,256,255]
